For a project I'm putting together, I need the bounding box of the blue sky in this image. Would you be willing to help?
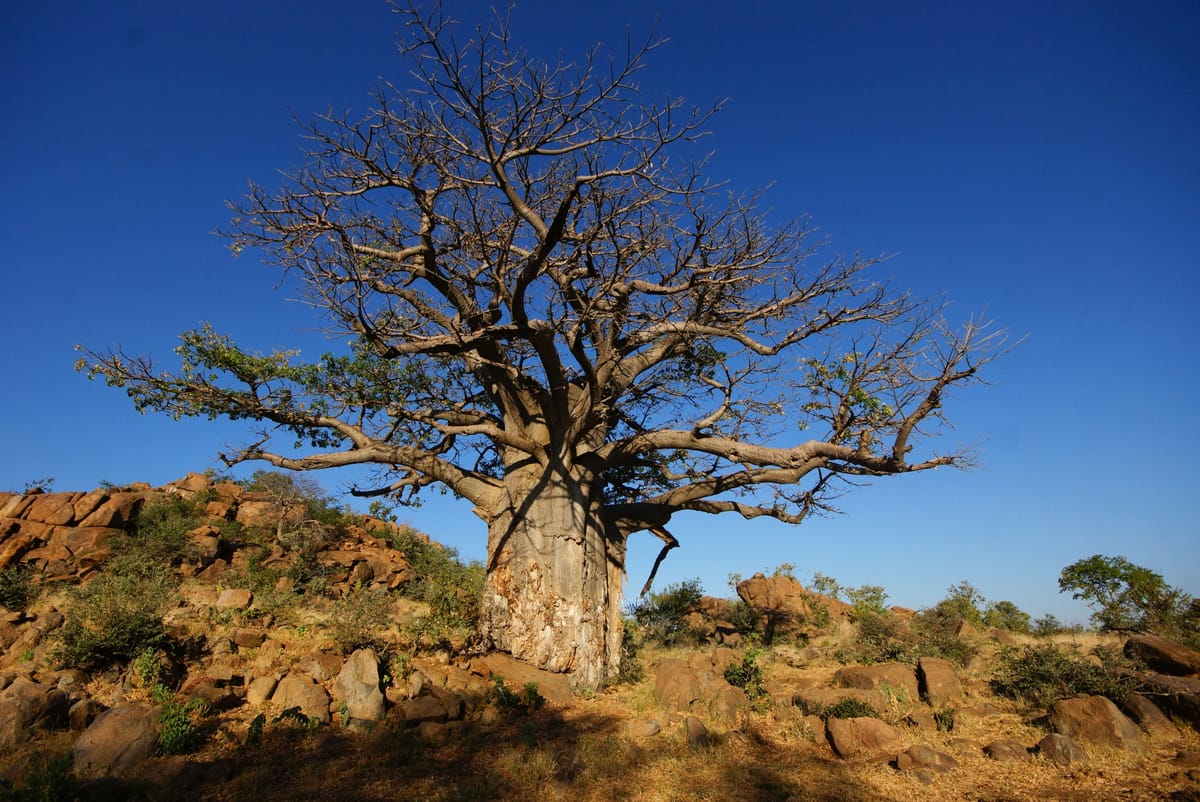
[3,1,1197,624]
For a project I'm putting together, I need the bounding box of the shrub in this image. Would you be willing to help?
[615,617,645,685]
[486,676,543,715]
[54,551,177,671]
[991,643,1143,708]
[800,697,881,720]
[1059,554,1198,647]
[328,587,394,656]
[0,565,36,612]
[929,580,986,627]
[153,685,208,755]
[845,584,889,621]
[388,526,484,641]
[0,751,74,802]
[983,600,1032,633]
[627,578,704,645]
[724,648,767,701]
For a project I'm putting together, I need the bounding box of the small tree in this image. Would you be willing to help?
[77,2,1007,686]
[1059,554,1195,638]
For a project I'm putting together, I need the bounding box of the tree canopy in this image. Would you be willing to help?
[77,3,1008,683]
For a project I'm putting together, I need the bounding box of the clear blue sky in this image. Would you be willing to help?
[3,1,1197,624]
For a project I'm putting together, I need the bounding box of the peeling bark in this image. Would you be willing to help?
[478,465,625,688]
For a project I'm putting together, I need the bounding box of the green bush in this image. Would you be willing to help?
[615,617,645,685]
[982,600,1032,633]
[486,676,543,715]
[388,526,483,642]
[53,551,177,671]
[724,648,767,701]
[153,685,208,755]
[0,751,74,802]
[627,578,704,645]
[991,643,1143,708]
[328,587,394,656]
[0,565,36,612]
[1059,554,1198,647]
[801,697,881,720]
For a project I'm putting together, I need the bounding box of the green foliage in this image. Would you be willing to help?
[723,649,767,701]
[1059,554,1197,644]
[845,584,889,620]
[0,565,37,612]
[933,708,955,732]
[1031,613,1082,637]
[802,697,881,721]
[930,580,986,627]
[387,526,483,647]
[0,751,74,802]
[127,496,205,565]
[486,676,543,715]
[839,608,978,667]
[328,588,393,656]
[809,572,843,601]
[991,643,1144,708]
[20,477,55,494]
[627,578,704,645]
[153,685,208,755]
[982,600,1032,633]
[53,551,177,671]
[615,617,645,685]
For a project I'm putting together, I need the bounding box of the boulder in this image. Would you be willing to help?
[835,663,918,702]
[1122,692,1179,740]
[470,652,573,705]
[654,658,702,712]
[0,676,69,747]
[1141,674,1200,729]
[826,717,902,759]
[73,703,160,779]
[78,493,143,528]
[397,694,450,724]
[624,718,662,738]
[24,493,80,526]
[684,715,710,748]
[1048,695,1147,752]
[270,673,331,724]
[736,573,813,636]
[894,744,959,774]
[1036,733,1087,766]
[333,648,386,723]
[983,739,1029,762]
[917,657,963,707]
[1124,635,1200,676]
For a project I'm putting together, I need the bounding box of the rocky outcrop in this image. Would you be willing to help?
[1048,695,1147,753]
[72,703,160,779]
[1125,635,1200,677]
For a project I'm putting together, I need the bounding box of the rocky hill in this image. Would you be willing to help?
[1,473,1198,801]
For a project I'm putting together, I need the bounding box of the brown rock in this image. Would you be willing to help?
[826,717,902,759]
[169,472,212,497]
[654,658,702,712]
[1123,692,1180,740]
[684,715,710,748]
[624,718,662,738]
[984,739,1029,762]
[918,656,963,707]
[1036,733,1087,766]
[736,573,813,636]
[1125,634,1200,676]
[470,652,573,706]
[72,489,109,523]
[78,492,142,528]
[1142,674,1200,729]
[215,588,254,609]
[72,703,159,779]
[270,674,331,724]
[246,676,278,707]
[24,493,80,525]
[836,663,919,703]
[333,648,386,723]
[0,677,70,747]
[398,694,449,724]
[894,744,959,773]
[1049,695,1147,752]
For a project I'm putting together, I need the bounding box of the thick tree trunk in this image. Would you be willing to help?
[478,466,626,689]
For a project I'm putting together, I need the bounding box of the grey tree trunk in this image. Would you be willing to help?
[478,465,626,689]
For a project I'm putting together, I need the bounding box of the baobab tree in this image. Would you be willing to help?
[79,3,1006,687]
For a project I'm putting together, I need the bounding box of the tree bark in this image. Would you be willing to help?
[478,464,626,689]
